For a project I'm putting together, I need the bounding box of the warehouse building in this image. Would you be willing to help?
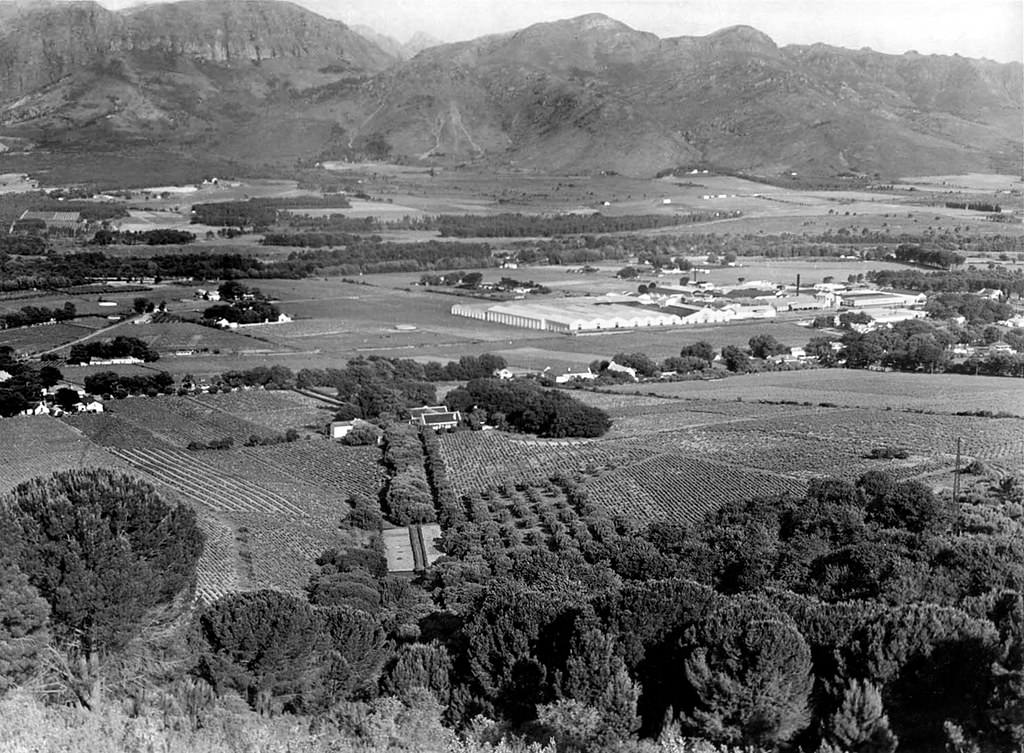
[451,301,686,332]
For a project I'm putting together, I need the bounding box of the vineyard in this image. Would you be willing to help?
[100,395,281,447]
[247,441,384,499]
[0,417,131,490]
[193,515,246,603]
[437,393,1024,527]
[582,454,806,526]
[191,389,334,435]
[600,370,1024,416]
[107,446,313,516]
[60,405,386,599]
[436,430,652,496]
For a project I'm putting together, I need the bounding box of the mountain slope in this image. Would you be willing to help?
[341,15,1022,176]
[0,4,1019,178]
[0,0,394,155]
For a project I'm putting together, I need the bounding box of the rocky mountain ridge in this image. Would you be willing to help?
[0,2,1019,178]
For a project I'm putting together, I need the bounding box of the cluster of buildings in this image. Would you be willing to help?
[451,297,784,334]
[329,405,462,441]
[8,381,105,416]
[451,276,939,335]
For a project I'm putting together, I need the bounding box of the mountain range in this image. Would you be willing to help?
[0,0,1020,178]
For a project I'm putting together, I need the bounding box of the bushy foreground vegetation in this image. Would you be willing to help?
[2,450,1021,752]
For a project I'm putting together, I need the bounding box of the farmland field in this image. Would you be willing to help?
[63,396,387,597]
[191,389,335,435]
[123,321,288,355]
[598,369,1024,415]
[436,382,1024,524]
[0,322,99,353]
[0,417,132,490]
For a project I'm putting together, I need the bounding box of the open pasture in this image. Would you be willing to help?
[897,173,1022,194]
[126,321,288,355]
[0,322,98,353]
[602,370,1024,415]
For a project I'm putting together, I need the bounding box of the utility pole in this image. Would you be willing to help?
[952,437,962,503]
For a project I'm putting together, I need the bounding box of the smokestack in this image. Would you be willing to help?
[796,274,801,296]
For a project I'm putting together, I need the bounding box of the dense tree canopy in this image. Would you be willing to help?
[447,378,611,438]
[0,469,203,655]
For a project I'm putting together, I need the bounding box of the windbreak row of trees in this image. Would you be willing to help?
[426,212,741,238]
[0,302,76,329]
[83,370,174,397]
[891,243,966,269]
[0,235,47,255]
[67,336,159,365]
[870,267,1024,297]
[89,229,196,246]
[0,251,289,291]
[190,197,354,229]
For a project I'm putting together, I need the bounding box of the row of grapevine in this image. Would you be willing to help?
[109,446,309,516]
[583,454,806,526]
[246,441,384,499]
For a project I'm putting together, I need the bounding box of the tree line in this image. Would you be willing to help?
[89,229,197,246]
[0,302,76,329]
[67,336,159,365]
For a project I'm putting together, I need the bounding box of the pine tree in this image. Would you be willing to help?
[823,680,898,753]
[2,469,202,656]
[383,642,452,704]
[0,561,50,695]
[195,590,321,715]
[681,601,814,747]
[562,626,640,740]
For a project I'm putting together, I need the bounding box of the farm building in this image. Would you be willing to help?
[329,419,363,439]
[783,293,836,311]
[10,210,86,236]
[722,304,778,320]
[607,361,638,380]
[409,405,461,430]
[452,301,686,332]
[666,305,734,325]
[555,369,598,384]
[861,308,928,326]
[976,288,1004,301]
[840,290,926,308]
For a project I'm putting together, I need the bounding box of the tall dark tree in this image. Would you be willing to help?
[2,469,202,656]
[195,590,321,715]
[681,601,814,747]
[0,560,50,695]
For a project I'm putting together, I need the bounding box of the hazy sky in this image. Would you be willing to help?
[86,0,1023,62]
